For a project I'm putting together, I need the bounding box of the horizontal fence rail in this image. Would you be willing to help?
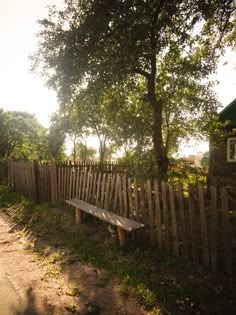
[5,161,236,276]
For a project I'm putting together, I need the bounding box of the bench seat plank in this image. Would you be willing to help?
[66,199,144,232]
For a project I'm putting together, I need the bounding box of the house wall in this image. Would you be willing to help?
[209,137,236,186]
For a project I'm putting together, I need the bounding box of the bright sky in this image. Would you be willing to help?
[0,0,236,154]
[0,0,64,127]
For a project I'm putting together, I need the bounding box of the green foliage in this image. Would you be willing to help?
[30,0,235,176]
[76,142,96,162]
[134,283,156,307]
[167,159,207,186]
[46,112,67,162]
[0,109,48,160]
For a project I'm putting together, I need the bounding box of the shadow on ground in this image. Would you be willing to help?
[0,188,235,315]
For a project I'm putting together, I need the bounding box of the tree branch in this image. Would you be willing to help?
[134,68,151,79]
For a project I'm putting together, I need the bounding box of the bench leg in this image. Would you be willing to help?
[76,208,83,224]
[117,227,127,248]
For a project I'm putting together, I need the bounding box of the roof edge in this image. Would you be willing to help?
[219,97,236,116]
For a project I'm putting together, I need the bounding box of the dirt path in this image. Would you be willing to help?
[0,215,77,314]
[0,262,24,314]
[0,212,148,315]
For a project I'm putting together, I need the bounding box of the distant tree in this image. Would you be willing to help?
[46,112,67,161]
[76,142,96,162]
[0,109,47,160]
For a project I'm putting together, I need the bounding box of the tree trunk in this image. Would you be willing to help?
[147,52,169,178]
[99,140,106,165]
[151,98,169,179]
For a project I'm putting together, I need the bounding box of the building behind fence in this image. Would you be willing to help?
[4,160,236,276]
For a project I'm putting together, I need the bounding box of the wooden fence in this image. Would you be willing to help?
[8,161,236,276]
[0,160,8,184]
[59,160,129,174]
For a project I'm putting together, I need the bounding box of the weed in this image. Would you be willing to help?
[133,283,156,308]
[46,265,60,278]
[49,254,62,264]
[64,305,77,313]
[66,287,80,297]
[150,306,162,315]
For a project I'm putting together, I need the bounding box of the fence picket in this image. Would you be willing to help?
[113,175,119,212]
[161,181,170,253]
[198,184,209,269]
[154,180,162,250]
[188,185,199,264]
[100,173,107,208]
[127,178,134,219]
[123,173,128,217]
[96,172,102,207]
[147,179,155,246]
[169,184,179,256]
[104,174,111,210]
[221,187,232,276]
[210,185,218,273]
[178,184,188,257]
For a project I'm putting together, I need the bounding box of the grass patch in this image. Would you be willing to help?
[0,185,235,315]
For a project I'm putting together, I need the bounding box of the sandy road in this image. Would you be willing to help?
[0,261,24,315]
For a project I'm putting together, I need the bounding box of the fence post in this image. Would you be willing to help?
[33,160,39,203]
[50,161,58,205]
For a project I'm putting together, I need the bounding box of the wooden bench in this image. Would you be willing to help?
[66,199,145,247]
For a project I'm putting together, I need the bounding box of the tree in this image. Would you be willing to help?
[76,142,96,162]
[31,0,235,177]
[0,109,47,160]
[46,112,67,161]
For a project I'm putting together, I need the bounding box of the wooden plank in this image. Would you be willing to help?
[108,174,116,211]
[85,171,91,202]
[117,227,127,247]
[78,170,83,200]
[57,164,61,201]
[91,172,98,204]
[127,178,134,219]
[82,171,87,201]
[100,173,107,208]
[76,208,83,224]
[188,185,198,264]
[123,173,128,217]
[118,175,124,216]
[75,167,80,199]
[66,199,145,232]
[169,184,179,256]
[63,164,67,201]
[178,183,188,257]
[104,173,111,210]
[147,179,155,246]
[50,162,57,204]
[61,165,65,201]
[140,179,146,223]
[154,180,162,250]
[198,184,210,269]
[88,172,94,203]
[66,165,71,201]
[113,175,119,212]
[161,181,170,253]
[134,178,139,222]
[33,161,39,203]
[71,166,75,199]
[96,172,102,207]
[210,185,218,273]
[221,187,232,276]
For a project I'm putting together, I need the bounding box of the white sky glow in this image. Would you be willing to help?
[0,0,236,155]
